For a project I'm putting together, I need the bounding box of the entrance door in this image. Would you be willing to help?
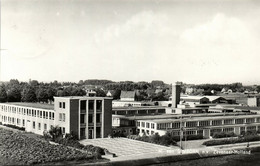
[88,129,94,139]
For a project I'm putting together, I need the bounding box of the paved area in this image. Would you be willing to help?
[80,138,180,160]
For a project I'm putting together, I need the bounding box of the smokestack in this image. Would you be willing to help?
[172,82,181,108]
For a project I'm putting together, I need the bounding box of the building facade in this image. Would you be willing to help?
[136,114,260,138]
[0,96,112,140]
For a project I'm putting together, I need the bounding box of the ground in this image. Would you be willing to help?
[80,137,180,161]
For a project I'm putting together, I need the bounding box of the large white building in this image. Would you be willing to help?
[0,96,112,139]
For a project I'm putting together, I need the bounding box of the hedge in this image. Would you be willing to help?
[203,135,260,146]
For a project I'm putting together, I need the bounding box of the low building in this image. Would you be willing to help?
[112,106,166,115]
[112,115,136,136]
[0,96,113,140]
[136,113,260,138]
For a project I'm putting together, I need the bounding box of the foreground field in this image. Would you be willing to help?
[0,128,104,165]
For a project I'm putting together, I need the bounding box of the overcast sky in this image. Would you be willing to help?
[1,0,260,85]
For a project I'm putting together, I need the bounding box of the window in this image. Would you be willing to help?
[33,121,35,129]
[151,123,155,129]
[141,122,145,127]
[80,114,85,124]
[96,114,101,123]
[172,122,180,128]
[80,100,86,110]
[52,113,55,120]
[235,119,244,124]
[224,119,233,125]
[59,102,62,108]
[23,119,25,126]
[43,111,45,119]
[96,100,102,111]
[63,102,65,109]
[88,114,93,123]
[46,112,48,119]
[32,109,34,117]
[40,111,42,118]
[44,124,47,130]
[38,123,41,130]
[49,112,52,119]
[37,110,39,117]
[62,127,65,134]
[88,100,94,111]
[146,123,150,128]
[186,121,197,127]
[59,113,62,121]
[137,122,140,127]
[212,120,222,126]
[62,113,65,122]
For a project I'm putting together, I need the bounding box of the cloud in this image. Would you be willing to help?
[180,13,252,46]
[95,10,177,43]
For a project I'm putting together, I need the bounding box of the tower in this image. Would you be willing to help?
[172,82,181,108]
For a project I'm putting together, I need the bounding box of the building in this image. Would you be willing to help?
[0,96,112,140]
[120,91,136,101]
[112,106,166,115]
[248,97,260,107]
[172,82,181,108]
[112,115,136,136]
[136,113,260,138]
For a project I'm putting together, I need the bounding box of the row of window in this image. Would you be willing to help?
[2,116,25,126]
[148,118,260,130]
[0,106,55,120]
[80,113,101,124]
[137,122,155,129]
[80,100,103,111]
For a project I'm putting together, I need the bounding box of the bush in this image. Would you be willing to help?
[212,132,236,138]
[2,124,25,131]
[203,135,260,146]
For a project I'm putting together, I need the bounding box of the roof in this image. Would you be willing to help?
[120,91,136,99]
[138,114,260,124]
[181,96,208,100]
[113,106,166,111]
[126,112,255,121]
[2,102,54,110]
[204,96,226,102]
[54,96,112,100]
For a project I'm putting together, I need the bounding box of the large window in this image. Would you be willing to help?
[96,100,102,111]
[224,119,233,125]
[33,121,35,129]
[88,114,93,123]
[80,114,85,124]
[96,114,101,123]
[186,121,197,128]
[88,100,94,111]
[212,120,222,126]
[80,100,86,110]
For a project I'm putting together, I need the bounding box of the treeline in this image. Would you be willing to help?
[0,79,87,103]
[0,79,171,103]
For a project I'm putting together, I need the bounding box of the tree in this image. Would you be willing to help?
[48,126,62,141]
[7,86,21,102]
[0,84,7,102]
[95,88,106,97]
[46,87,57,102]
[36,88,48,103]
[21,86,37,102]
[113,89,121,100]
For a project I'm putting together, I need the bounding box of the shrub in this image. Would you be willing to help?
[2,124,25,131]
[212,132,236,138]
[203,135,260,146]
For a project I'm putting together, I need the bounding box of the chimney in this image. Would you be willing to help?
[172,82,181,108]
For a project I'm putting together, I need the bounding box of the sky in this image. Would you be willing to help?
[1,0,260,85]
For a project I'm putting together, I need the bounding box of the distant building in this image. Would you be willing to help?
[112,106,165,115]
[120,91,136,101]
[248,97,260,107]
[112,115,136,136]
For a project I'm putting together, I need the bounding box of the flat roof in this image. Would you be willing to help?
[2,102,54,110]
[138,114,260,123]
[54,96,112,100]
[112,106,166,110]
